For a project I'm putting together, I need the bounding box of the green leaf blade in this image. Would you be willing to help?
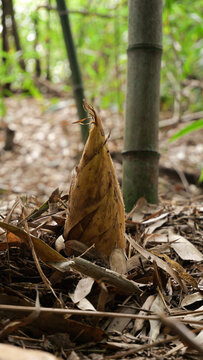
[169,119,203,143]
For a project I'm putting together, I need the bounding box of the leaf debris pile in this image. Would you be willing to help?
[0,98,202,359]
[0,189,202,359]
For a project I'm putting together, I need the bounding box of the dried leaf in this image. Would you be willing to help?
[64,103,125,256]
[109,248,127,274]
[97,282,108,312]
[77,298,96,311]
[154,252,198,289]
[195,330,203,346]
[0,231,23,251]
[69,277,94,304]
[181,292,203,308]
[133,295,155,334]
[142,212,169,225]
[7,232,22,243]
[0,344,60,360]
[55,235,65,252]
[182,305,203,329]
[106,306,136,333]
[0,221,65,265]
[67,351,80,360]
[131,197,148,222]
[128,198,162,223]
[127,236,184,288]
[144,233,168,245]
[149,295,165,341]
[168,231,203,261]
[127,253,140,272]
[145,218,168,234]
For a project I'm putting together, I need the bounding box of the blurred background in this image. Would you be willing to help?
[0,0,203,204]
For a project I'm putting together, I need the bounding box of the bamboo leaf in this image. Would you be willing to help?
[169,119,203,142]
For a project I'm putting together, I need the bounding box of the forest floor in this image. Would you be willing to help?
[0,96,203,202]
[0,95,202,360]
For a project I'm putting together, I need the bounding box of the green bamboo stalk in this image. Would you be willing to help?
[122,0,163,211]
[56,0,89,143]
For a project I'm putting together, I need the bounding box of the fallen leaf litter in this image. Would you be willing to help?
[0,98,202,359]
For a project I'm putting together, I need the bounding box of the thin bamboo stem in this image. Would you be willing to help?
[0,305,202,326]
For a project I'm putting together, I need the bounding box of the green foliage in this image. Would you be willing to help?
[169,119,203,142]
[199,169,203,184]
[0,48,41,101]
[0,97,6,118]
[161,0,203,113]
[0,51,20,86]
[1,0,203,112]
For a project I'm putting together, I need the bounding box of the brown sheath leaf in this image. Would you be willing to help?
[64,102,126,256]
